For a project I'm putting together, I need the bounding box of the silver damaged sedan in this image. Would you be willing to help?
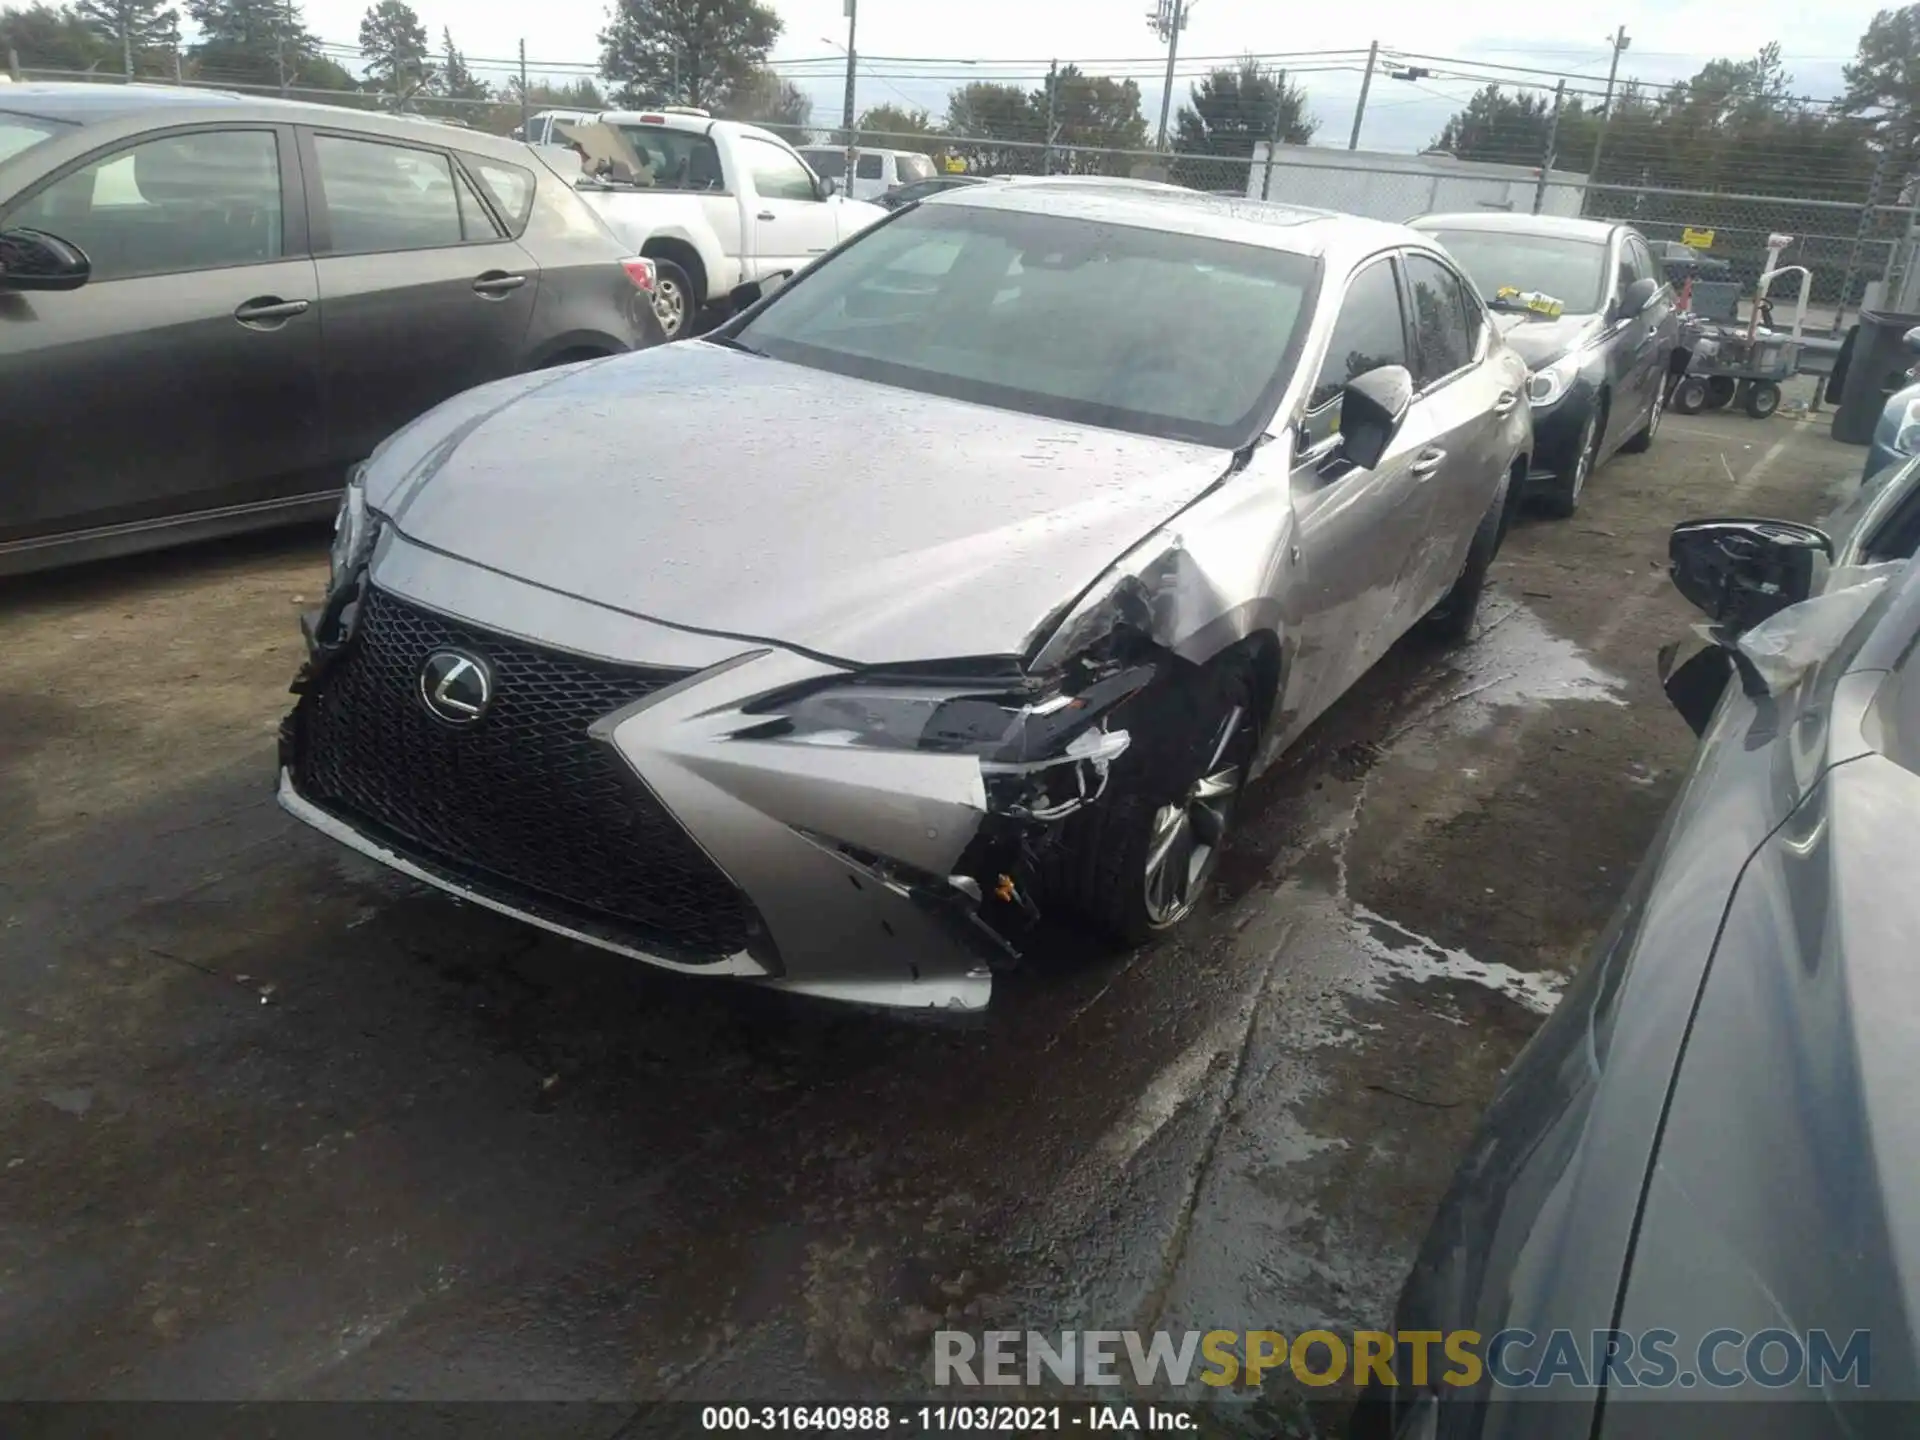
[279,181,1534,1011]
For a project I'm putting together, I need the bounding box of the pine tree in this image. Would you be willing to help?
[73,0,179,78]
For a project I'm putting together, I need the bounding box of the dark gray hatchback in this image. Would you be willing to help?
[0,83,667,576]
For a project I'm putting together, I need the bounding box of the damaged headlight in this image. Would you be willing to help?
[327,468,374,592]
[745,663,1156,821]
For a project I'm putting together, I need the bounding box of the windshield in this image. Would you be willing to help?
[897,152,937,183]
[734,204,1319,447]
[1422,229,1609,315]
[801,149,844,179]
[0,111,74,165]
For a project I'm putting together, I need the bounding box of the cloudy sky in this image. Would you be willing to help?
[295,0,1881,151]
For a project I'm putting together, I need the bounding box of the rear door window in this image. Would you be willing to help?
[311,133,467,253]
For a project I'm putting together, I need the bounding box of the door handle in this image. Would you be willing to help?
[233,296,309,326]
[756,210,777,221]
[1409,447,1447,479]
[1493,390,1518,415]
[472,272,528,296]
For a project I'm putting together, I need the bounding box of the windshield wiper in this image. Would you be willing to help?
[703,333,766,357]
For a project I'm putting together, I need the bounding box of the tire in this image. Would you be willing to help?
[1421,475,1507,644]
[1704,375,1737,410]
[1670,375,1710,415]
[1041,655,1259,947]
[647,257,698,340]
[1744,380,1782,419]
[1539,405,1602,519]
[1621,378,1664,453]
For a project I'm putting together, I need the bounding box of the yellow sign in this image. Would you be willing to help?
[1681,227,1715,249]
[942,155,967,173]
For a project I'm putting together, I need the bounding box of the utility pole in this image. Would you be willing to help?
[1588,25,1630,181]
[518,39,529,140]
[121,14,133,80]
[1347,40,1377,150]
[1533,79,1566,215]
[1042,59,1058,175]
[274,0,289,96]
[841,0,858,181]
[1150,0,1190,150]
[7,45,22,82]
[1261,68,1287,199]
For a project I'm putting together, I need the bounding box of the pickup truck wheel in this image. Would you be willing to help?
[649,259,696,340]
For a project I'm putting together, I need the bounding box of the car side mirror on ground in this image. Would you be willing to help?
[1337,365,1414,471]
[0,228,91,292]
[1669,518,1831,633]
[1617,276,1658,320]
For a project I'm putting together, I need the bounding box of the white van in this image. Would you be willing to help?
[796,146,939,202]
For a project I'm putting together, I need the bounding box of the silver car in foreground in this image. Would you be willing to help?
[279,183,1532,1011]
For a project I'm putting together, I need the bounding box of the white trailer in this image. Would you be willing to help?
[1244,144,1587,224]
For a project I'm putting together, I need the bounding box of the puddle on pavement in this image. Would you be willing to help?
[1350,905,1565,1017]
[1410,600,1628,740]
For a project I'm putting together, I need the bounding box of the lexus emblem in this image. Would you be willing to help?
[418,648,494,725]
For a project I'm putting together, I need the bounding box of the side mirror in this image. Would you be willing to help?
[0,228,91,292]
[1617,276,1658,319]
[1337,365,1414,471]
[1668,518,1831,633]
[819,175,839,198]
[1904,324,1920,356]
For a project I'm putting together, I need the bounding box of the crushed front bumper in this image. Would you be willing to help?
[274,535,1093,1012]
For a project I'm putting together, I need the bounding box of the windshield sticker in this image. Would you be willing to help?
[1496,286,1565,319]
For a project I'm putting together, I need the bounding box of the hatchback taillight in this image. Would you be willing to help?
[621,257,656,291]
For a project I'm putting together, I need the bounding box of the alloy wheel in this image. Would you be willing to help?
[654,277,686,338]
[1142,705,1250,927]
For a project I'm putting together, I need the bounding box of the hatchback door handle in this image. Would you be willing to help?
[472,272,527,296]
[1410,447,1447,479]
[1493,390,1518,415]
[756,210,777,221]
[233,296,309,326]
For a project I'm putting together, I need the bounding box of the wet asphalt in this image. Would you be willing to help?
[0,406,1868,1422]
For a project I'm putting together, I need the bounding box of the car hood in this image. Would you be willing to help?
[364,344,1233,668]
[1491,308,1603,369]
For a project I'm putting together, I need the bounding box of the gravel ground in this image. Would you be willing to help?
[0,407,1869,1426]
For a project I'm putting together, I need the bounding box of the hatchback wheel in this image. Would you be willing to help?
[1043,656,1258,945]
[1622,382,1662,453]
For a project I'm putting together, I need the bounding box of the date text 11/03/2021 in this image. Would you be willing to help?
[700,1406,1195,1431]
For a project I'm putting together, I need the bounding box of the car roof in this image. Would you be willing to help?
[929,179,1437,264]
[0,81,554,163]
[599,108,795,148]
[1409,211,1622,244]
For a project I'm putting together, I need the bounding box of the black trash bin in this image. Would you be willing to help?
[1831,308,1920,445]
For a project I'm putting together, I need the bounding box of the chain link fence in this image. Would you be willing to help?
[14,63,1919,329]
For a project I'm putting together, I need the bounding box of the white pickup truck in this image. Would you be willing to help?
[554,108,890,338]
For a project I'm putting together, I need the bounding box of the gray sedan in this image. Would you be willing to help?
[278,182,1533,1012]
[1359,458,1920,1435]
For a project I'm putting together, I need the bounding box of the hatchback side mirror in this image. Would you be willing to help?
[1337,365,1413,471]
[1616,276,1658,319]
[0,227,91,292]
[819,174,839,198]
[1904,324,1920,356]
[1669,518,1831,633]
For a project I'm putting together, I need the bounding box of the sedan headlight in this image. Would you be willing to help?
[743,663,1155,821]
[1526,351,1582,408]
[328,469,374,590]
[1892,398,1920,457]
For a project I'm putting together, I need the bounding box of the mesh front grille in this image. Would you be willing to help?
[291,587,752,959]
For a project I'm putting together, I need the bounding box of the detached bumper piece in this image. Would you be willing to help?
[284,586,766,967]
